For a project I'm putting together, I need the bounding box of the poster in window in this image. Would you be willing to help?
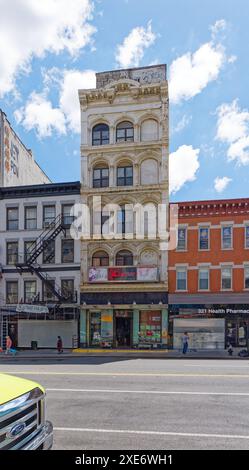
[200,228,209,249]
[89,267,108,282]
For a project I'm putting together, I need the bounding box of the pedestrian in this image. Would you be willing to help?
[182,331,189,354]
[57,336,63,354]
[5,336,12,355]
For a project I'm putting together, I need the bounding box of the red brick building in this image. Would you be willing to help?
[168,198,249,351]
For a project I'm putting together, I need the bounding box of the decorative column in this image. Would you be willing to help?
[134,163,139,186]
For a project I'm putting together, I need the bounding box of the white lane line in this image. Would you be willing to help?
[3,371,249,378]
[54,427,249,440]
[46,388,249,397]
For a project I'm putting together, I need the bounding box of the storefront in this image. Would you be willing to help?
[169,304,249,350]
[80,299,168,349]
[0,304,80,349]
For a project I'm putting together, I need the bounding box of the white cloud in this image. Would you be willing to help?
[171,114,192,135]
[168,19,231,104]
[0,0,96,97]
[169,42,225,104]
[15,68,96,137]
[115,21,156,68]
[14,92,66,138]
[210,19,227,39]
[214,176,232,193]
[216,100,249,164]
[169,145,200,194]
[60,69,96,133]
[228,55,237,64]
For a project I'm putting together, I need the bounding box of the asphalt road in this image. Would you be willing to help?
[1,357,249,450]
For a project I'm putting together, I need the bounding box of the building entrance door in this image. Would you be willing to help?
[115,316,132,348]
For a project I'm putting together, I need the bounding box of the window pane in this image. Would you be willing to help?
[222,268,232,289]
[118,167,125,177]
[222,226,232,248]
[62,240,74,263]
[24,281,36,302]
[43,281,55,301]
[245,267,249,288]
[199,228,209,249]
[177,228,186,250]
[199,270,209,290]
[7,208,18,230]
[245,227,249,248]
[7,242,18,264]
[6,282,18,303]
[126,167,133,177]
[43,240,55,264]
[93,169,100,179]
[177,270,186,290]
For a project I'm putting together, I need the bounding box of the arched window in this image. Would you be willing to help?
[141,119,159,142]
[92,124,109,146]
[93,166,109,188]
[92,250,109,267]
[116,121,134,142]
[116,250,133,266]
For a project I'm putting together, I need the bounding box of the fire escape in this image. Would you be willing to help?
[16,215,76,304]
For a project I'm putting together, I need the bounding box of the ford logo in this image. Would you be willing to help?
[7,422,26,439]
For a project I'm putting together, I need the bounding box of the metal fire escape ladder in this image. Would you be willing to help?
[15,214,73,303]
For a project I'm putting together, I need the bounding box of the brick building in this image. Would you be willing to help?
[169,198,249,351]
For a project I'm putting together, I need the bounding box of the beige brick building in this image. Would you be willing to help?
[78,65,169,349]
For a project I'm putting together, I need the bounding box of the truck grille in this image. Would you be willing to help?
[0,388,44,450]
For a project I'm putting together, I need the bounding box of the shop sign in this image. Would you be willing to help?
[198,308,249,315]
[89,267,108,282]
[115,310,131,318]
[108,267,136,282]
[137,267,158,282]
[16,304,49,314]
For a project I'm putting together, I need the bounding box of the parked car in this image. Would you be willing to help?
[0,373,53,450]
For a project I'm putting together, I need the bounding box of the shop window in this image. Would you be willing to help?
[24,281,36,303]
[43,206,56,228]
[25,206,37,230]
[245,266,249,289]
[116,121,134,142]
[116,250,133,266]
[177,227,187,250]
[222,226,232,249]
[221,267,232,290]
[6,242,18,265]
[199,227,209,250]
[93,168,109,188]
[245,226,249,248]
[90,312,101,346]
[62,239,74,263]
[43,240,55,264]
[92,251,109,267]
[199,269,209,290]
[176,268,187,291]
[117,166,133,186]
[7,207,18,231]
[227,321,248,348]
[139,311,161,344]
[92,124,109,146]
[6,281,18,304]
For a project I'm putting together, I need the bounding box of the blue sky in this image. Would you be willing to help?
[0,0,248,202]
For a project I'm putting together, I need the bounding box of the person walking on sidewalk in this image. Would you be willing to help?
[57,336,63,354]
[182,332,189,355]
[5,336,12,355]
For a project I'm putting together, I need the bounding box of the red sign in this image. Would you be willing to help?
[108,267,136,282]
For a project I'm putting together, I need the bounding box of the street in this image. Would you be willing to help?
[1,357,249,450]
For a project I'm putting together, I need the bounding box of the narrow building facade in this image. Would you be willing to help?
[79,65,169,349]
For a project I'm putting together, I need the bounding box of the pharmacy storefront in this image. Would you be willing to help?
[169,303,249,350]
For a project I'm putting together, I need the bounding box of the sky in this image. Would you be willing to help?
[0,0,248,202]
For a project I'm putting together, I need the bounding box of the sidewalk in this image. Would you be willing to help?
[0,348,248,359]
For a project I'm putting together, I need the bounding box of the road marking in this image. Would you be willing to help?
[54,427,249,440]
[3,371,249,378]
[47,388,249,397]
